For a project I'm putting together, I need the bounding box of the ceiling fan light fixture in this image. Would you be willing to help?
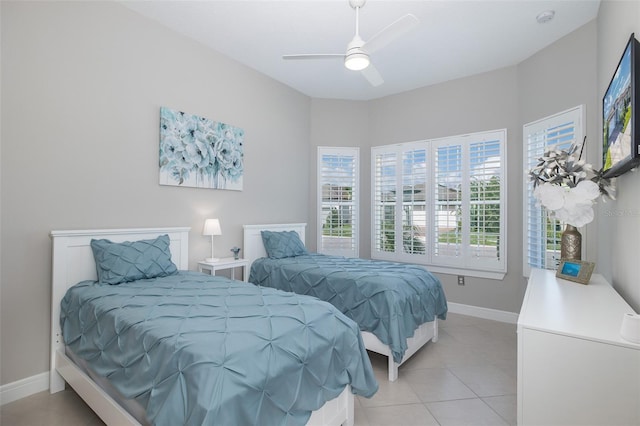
[283,0,418,86]
[345,52,370,71]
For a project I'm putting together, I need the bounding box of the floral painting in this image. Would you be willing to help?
[159,107,244,190]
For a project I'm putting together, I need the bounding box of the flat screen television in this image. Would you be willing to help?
[602,33,640,178]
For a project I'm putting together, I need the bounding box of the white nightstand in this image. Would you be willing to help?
[198,257,249,282]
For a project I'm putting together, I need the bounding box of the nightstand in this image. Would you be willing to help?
[198,258,249,282]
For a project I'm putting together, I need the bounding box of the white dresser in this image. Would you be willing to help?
[517,268,640,425]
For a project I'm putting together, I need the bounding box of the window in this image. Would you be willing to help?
[372,130,506,279]
[523,106,584,277]
[318,147,359,257]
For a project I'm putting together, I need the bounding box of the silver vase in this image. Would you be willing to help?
[561,225,582,260]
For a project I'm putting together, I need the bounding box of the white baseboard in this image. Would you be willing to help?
[0,372,49,406]
[448,302,519,324]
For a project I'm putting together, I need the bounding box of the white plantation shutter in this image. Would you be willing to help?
[523,106,584,277]
[373,150,397,255]
[468,137,503,269]
[402,148,428,256]
[317,147,359,257]
[372,129,506,278]
[433,141,463,265]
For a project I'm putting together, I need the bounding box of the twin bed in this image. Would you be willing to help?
[50,223,447,425]
[50,227,377,426]
[243,223,448,382]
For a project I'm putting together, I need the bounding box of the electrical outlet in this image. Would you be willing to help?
[457,275,465,286]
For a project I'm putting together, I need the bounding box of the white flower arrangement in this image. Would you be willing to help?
[529,139,615,228]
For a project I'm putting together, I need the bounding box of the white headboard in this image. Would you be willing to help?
[50,227,190,392]
[242,223,307,269]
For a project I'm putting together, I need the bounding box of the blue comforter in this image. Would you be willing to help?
[60,271,377,426]
[250,254,448,364]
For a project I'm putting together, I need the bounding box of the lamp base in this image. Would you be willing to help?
[204,257,219,263]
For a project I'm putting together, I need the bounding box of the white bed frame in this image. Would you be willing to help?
[50,227,353,426]
[243,223,439,382]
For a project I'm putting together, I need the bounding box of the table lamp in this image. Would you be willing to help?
[202,218,222,262]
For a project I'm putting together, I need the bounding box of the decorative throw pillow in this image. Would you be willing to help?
[91,234,178,285]
[261,230,307,259]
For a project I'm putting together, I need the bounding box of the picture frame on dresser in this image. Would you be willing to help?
[556,259,595,284]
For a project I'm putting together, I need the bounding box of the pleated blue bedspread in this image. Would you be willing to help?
[60,271,378,426]
[250,254,448,364]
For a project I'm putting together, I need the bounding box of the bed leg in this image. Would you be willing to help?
[50,348,66,393]
[431,318,439,343]
[388,356,398,382]
[50,369,66,393]
[342,389,355,426]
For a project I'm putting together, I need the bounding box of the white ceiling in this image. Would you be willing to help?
[122,0,600,101]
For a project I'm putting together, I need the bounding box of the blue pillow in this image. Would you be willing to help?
[90,234,178,285]
[261,230,307,259]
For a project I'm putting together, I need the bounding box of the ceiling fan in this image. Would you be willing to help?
[282,0,419,87]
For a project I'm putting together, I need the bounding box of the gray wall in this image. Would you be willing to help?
[366,67,522,313]
[518,20,599,264]
[1,1,310,385]
[596,0,640,312]
[308,22,599,315]
[308,99,369,252]
[3,0,638,390]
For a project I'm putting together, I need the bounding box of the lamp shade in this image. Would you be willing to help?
[203,219,222,236]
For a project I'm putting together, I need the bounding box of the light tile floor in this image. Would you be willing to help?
[355,313,517,426]
[1,313,517,426]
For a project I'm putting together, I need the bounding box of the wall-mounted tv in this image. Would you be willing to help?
[602,33,640,178]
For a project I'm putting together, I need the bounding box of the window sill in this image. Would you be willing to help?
[371,254,506,280]
[424,265,506,281]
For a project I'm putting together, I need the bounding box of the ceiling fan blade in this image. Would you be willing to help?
[362,14,419,54]
[283,54,345,60]
[361,63,384,87]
